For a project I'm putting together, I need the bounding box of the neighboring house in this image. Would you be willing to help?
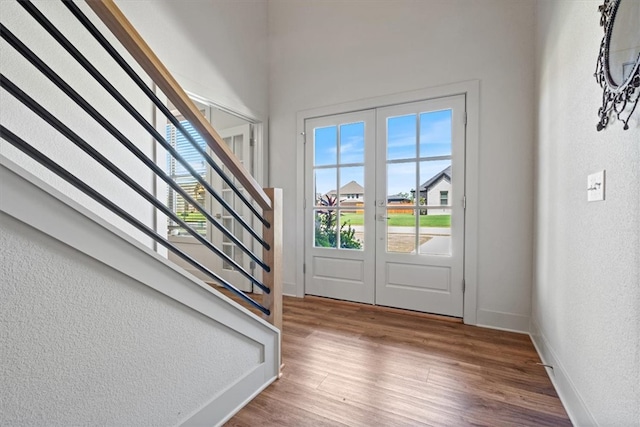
[324,184,415,214]
[325,180,364,202]
[325,180,365,212]
[387,193,411,203]
[386,193,412,214]
[419,166,451,215]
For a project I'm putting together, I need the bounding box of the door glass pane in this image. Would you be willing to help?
[418,160,452,256]
[222,218,232,242]
[234,244,244,267]
[222,189,233,205]
[386,208,417,253]
[420,110,452,157]
[419,160,451,206]
[420,224,451,256]
[338,166,364,206]
[314,209,337,248]
[340,122,365,164]
[387,162,416,204]
[314,168,337,206]
[387,114,416,161]
[339,211,363,250]
[223,244,233,270]
[314,126,337,166]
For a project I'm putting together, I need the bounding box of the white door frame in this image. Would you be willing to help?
[295,80,480,325]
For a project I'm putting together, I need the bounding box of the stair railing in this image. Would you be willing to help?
[0,0,282,331]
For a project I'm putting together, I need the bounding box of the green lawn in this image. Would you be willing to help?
[177,211,451,228]
[341,212,450,227]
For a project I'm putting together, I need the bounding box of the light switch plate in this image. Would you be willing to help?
[587,170,605,202]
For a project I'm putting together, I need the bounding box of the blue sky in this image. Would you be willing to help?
[167,120,207,177]
[313,109,452,201]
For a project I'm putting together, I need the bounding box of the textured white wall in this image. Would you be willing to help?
[0,213,261,426]
[269,0,536,329]
[533,0,640,425]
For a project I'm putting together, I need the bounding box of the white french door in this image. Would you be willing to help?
[305,95,466,317]
[375,96,465,316]
[166,119,256,293]
[211,123,255,292]
[304,110,376,303]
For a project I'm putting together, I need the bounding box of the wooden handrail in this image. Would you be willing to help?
[85,0,271,211]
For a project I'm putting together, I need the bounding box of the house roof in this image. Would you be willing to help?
[420,166,451,191]
[387,193,410,202]
[327,180,364,196]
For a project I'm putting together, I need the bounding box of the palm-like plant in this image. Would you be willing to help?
[315,195,362,249]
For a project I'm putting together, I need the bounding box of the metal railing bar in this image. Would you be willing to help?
[17,0,270,251]
[61,0,270,230]
[85,0,271,212]
[0,23,271,274]
[0,74,270,294]
[0,125,270,316]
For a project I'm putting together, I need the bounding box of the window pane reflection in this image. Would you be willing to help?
[338,166,364,206]
[387,208,417,253]
[340,122,365,164]
[314,209,337,248]
[339,211,363,250]
[387,114,416,161]
[314,126,337,166]
[314,168,337,206]
[419,109,452,158]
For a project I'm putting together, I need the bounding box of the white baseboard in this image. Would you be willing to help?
[283,281,298,297]
[529,319,596,426]
[476,309,530,333]
[182,365,277,427]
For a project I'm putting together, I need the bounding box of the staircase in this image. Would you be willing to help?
[0,1,282,425]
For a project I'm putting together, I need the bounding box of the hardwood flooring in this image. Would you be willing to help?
[225,295,571,426]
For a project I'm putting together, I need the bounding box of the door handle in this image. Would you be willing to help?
[378,214,389,221]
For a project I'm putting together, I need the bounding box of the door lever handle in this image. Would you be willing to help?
[377,214,389,221]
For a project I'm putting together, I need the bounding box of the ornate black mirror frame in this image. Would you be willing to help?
[595,0,640,131]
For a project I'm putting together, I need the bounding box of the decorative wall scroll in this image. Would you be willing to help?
[595,0,640,131]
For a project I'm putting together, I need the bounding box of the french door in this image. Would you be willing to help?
[166,116,256,293]
[304,110,376,304]
[304,95,466,317]
[211,123,255,292]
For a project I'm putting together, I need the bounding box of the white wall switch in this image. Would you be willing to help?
[587,170,605,202]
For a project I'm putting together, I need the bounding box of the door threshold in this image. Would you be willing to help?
[304,295,463,324]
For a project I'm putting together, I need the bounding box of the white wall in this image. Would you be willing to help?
[269,0,536,330]
[533,1,640,425]
[116,0,269,122]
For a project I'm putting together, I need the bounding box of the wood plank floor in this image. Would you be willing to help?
[225,295,571,426]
